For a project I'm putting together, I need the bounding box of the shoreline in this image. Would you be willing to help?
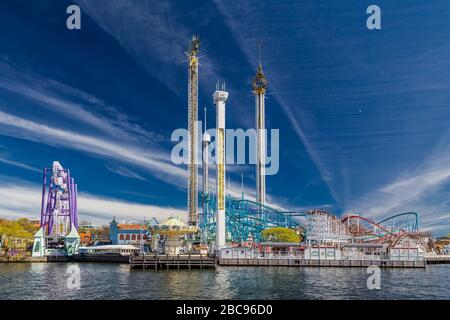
[2,254,450,268]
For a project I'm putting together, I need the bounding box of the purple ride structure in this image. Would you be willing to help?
[40,161,78,236]
[32,161,80,257]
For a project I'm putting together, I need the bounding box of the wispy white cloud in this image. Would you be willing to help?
[346,132,450,234]
[0,157,41,173]
[105,165,147,181]
[0,58,190,198]
[0,109,187,188]
[0,173,293,226]
[0,179,184,224]
[75,0,220,95]
[0,60,165,147]
[78,193,184,224]
[0,110,294,213]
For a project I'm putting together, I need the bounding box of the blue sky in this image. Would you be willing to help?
[0,1,449,235]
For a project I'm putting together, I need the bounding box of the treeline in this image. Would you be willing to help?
[1,218,39,258]
[0,218,38,239]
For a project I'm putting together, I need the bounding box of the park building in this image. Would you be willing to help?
[109,218,150,245]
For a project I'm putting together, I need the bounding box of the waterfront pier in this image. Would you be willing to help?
[424,254,450,264]
[218,257,426,268]
[130,254,216,270]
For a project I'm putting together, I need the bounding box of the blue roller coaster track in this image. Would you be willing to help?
[198,191,422,244]
[199,193,304,243]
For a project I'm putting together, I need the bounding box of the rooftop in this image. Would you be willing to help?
[117,224,145,230]
[259,242,302,247]
[341,243,384,248]
[80,245,139,250]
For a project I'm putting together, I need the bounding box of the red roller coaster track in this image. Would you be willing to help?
[341,214,398,236]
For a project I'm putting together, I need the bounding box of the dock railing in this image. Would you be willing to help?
[130,253,216,270]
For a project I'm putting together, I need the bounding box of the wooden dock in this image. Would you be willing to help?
[219,258,426,268]
[130,254,216,270]
[425,255,450,264]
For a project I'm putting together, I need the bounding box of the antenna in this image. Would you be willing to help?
[204,106,207,134]
[241,173,244,200]
[258,40,263,66]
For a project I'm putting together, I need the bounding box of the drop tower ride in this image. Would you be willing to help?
[252,44,268,206]
[187,36,200,227]
[214,83,228,248]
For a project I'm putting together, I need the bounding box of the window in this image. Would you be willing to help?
[119,234,124,240]
[131,234,136,241]
[126,234,130,240]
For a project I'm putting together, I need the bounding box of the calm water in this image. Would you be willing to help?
[0,263,449,299]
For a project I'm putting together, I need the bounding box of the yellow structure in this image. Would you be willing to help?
[187,35,200,227]
[213,84,229,249]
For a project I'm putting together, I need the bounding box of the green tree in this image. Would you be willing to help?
[261,227,301,243]
[0,219,35,255]
[89,225,110,242]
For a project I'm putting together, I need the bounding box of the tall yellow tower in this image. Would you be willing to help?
[214,83,229,248]
[187,35,200,226]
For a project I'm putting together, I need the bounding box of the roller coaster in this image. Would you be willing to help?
[199,193,303,243]
[199,191,427,248]
[341,212,421,245]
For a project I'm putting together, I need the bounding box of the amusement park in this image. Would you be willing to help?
[20,35,448,269]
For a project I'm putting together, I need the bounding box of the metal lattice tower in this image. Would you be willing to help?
[187,35,200,227]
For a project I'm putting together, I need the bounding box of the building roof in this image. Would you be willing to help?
[34,227,44,238]
[66,225,80,239]
[159,217,187,228]
[259,242,302,247]
[117,224,145,230]
[151,217,197,235]
[341,243,384,248]
[221,247,253,251]
[80,245,139,250]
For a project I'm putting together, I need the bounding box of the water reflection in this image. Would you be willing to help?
[0,263,449,300]
[212,268,234,299]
